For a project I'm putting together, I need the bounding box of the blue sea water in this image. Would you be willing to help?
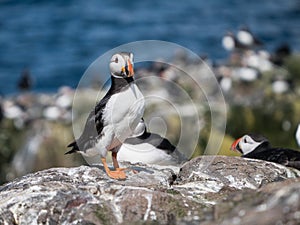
[0,0,299,94]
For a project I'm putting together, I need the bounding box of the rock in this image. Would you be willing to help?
[175,156,300,204]
[213,178,300,225]
[0,156,300,225]
[0,163,208,225]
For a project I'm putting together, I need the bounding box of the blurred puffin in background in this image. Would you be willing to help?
[237,26,263,48]
[222,31,247,51]
[296,124,300,147]
[18,68,33,92]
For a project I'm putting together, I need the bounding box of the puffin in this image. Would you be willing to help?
[237,26,263,48]
[271,43,291,66]
[18,68,33,92]
[222,31,247,51]
[296,124,300,147]
[231,134,300,170]
[117,119,187,166]
[66,52,145,179]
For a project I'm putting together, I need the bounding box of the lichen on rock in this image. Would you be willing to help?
[1,156,300,224]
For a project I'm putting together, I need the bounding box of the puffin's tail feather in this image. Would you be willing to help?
[65,141,79,155]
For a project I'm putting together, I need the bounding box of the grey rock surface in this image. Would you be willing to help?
[213,178,300,225]
[0,156,300,225]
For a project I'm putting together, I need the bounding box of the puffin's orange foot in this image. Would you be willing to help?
[107,170,127,180]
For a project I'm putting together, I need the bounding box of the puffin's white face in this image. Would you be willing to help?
[109,52,134,78]
[231,134,263,155]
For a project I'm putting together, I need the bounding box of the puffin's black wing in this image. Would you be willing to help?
[244,148,300,170]
[66,109,100,154]
[66,94,111,154]
[150,134,176,154]
[66,76,135,154]
[125,131,176,154]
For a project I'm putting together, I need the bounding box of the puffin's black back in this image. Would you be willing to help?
[125,129,176,154]
[244,147,300,170]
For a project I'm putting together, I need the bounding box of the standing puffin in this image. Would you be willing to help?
[222,31,247,51]
[231,134,300,170]
[117,119,187,165]
[18,68,33,92]
[66,52,145,179]
[237,26,263,48]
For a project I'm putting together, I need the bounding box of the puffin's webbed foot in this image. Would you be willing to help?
[101,157,127,180]
[107,169,127,180]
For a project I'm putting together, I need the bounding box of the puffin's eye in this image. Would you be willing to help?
[244,138,248,143]
[114,57,118,63]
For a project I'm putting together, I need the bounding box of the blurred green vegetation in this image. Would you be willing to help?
[285,54,300,83]
[227,98,299,148]
[0,120,25,183]
[0,120,84,184]
[225,54,300,151]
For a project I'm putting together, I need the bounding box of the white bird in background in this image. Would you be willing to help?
[3,100,27,129]
[242,50,273,72]
[222,31,247,51]
[271,75,292,94]
[237,26,263,48]
[296,124,300,147]
[232,66,260,82]
[55,86,73,109]
[222,31,235,51]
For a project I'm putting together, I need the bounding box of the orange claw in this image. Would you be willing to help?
[107,169,126,180]
[101,157,127,180]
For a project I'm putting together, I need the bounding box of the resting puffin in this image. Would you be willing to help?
[66,52,145,179]
[117,119,187,165]
[231,134,300,170]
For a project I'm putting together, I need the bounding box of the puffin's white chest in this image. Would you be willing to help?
[222,36,234,51]
[237,31,253,45]
[103,83,145,142]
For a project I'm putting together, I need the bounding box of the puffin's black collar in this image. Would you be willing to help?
[109,76,134,95]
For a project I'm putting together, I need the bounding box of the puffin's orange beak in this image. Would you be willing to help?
[121,66,126,75]
[127,60,134,77]
[230,137,242,151]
